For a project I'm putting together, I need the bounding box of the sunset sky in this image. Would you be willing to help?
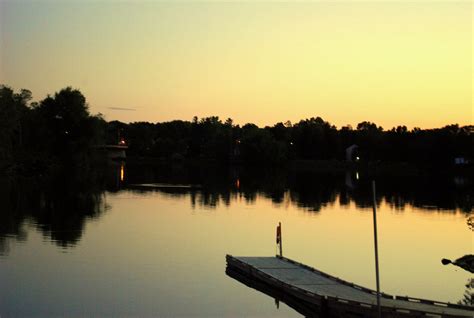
[1,0,472,129]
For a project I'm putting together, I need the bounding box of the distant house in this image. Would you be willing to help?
[346,144,359,162]
[454,157,469,165]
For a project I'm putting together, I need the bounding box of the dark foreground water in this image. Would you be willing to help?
[0,163,472,317]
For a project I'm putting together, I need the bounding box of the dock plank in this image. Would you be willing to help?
[227,255,473,317]
[235,257,300,269]
[263,268,338,285]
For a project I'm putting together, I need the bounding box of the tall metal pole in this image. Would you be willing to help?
[372,180,381,318]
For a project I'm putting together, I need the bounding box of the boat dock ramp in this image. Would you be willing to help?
[226,255,473,318]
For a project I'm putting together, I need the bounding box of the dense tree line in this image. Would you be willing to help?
[0,85,106,175]
[108,117,472,166]
[1,85,472,173]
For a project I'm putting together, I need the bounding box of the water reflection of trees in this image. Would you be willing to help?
[0,165,107,254]
[3,164,469,253]
[122,164,473,214]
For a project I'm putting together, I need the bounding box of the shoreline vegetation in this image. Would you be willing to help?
[1,85,473,177]
[126,156,474,177]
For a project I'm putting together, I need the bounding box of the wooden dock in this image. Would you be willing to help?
[226,255,473,318]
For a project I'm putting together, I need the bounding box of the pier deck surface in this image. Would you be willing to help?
[227,256,473,317]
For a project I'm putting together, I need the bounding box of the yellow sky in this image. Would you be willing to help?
[1,1,472,128]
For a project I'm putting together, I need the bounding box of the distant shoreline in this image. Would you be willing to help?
[122,156,474,177]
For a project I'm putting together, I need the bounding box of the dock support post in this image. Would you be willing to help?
[372,180,381,318]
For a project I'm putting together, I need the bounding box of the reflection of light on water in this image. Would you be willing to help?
[236,179,240,189]
[120,163,125,182]
[356,172,359,180]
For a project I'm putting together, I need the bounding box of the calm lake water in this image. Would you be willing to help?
[1,163,472,317]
